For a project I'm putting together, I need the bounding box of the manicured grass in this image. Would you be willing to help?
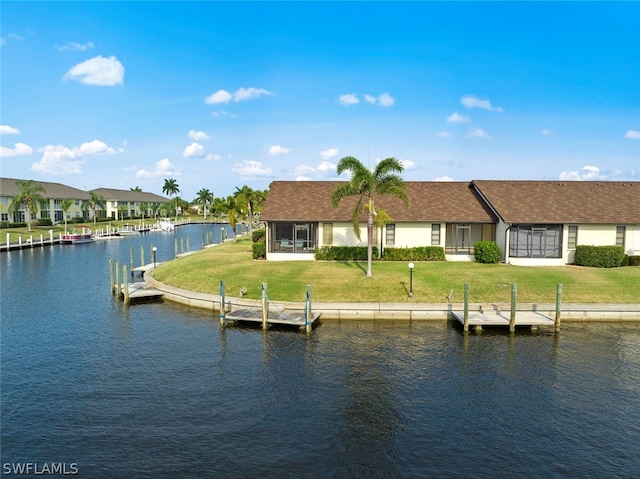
[151,237,640,304]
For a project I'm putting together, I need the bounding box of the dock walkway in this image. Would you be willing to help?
[222,306,322,330]
[452,309,555,331]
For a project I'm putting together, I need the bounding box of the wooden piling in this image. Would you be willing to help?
[509,284,517,333]
[304,284,312,333]
[555,283,562,333]
[116,262,122,298]
[109,258,115,294]
[140,245,145,268]
[463,283,469,332]
[129,248,134,276]
[123,265,129,303]
[30,235,34,248]
[261,282,268,330]
[219,280,226,324]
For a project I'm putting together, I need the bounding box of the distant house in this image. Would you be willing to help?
[0,177,90,223]
[90,188,169,220]
[261,180,640,265]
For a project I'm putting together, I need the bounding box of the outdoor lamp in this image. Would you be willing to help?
[152,246,157,268]
[408,262,414,297]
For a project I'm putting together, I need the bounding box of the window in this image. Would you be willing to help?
[1,213,8,221]
[616,226,626,248]
[385,224,395,246]
[269,222,317,253]
[509,224,562,258]
[322,223,333,245]
[431,224,441,245]
[568,225,578,249]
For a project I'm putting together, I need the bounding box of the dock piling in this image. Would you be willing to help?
[509,284,517,333]
[555,283,562,332]
[109,258,115,294]
[463,283,469,332]
[116,262,122,298]
[219,280,226,324]
[123,265,129,303]
[140,245,145,269]
[130,248,134,276]
[304,284,312,333]
[261,282,268,330]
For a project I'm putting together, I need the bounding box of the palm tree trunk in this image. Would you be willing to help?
[366,209,373,278]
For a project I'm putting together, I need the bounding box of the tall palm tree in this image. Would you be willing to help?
[222,195,242,242]
[234,185,266,234]
[162,178,180,219]
[59,198,74,232]
[130,186,142,192]
[138,201,149,220]
[9,180,47,231]
[331,156,409,278]
[195,188,214,220]
[85,191,106,224]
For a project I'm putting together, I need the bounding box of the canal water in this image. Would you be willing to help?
[1,224,639,478]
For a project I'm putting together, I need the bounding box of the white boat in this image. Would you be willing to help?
[157,218,175,232]
[61,229,94,244]
[116,224,139,236]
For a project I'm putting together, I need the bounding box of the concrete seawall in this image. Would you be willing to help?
[144,272,640,322]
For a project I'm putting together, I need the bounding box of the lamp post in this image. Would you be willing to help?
[408,262,414,297]
[152,246,157,268]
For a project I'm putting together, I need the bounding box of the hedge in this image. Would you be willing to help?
[315,246,378,261]
[629,256,640,267]
[474,241,501,264]
[382,246,445,261]
[574,245,626,268]
[252,228,266,243]
[0,222,27,229]
[252,241,266,259]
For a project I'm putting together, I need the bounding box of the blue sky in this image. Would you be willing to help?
[1,1,639,201]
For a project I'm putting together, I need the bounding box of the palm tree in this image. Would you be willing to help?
[162,178,180,219]
[85,191,106,224]
[331,156,409,278]
[139,201,149,220]
[222,195,242,242]
[195,188,214,220]
[9,180,48,231]
[130,186,142,192]
[234,185,265,234]
[59,198,74,232]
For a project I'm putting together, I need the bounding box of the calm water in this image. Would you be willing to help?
[1,225,639,478]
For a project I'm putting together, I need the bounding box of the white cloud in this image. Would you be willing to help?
[205,87,274,105]
[211,110,230,117]
[460,95,503,112]
[317,161,337,172]
[63,55,124,86]
[541,129,553,135]
[8,33,23,41]
[205,90,233,104]
[468,128,490,139]
[183,142,205,158]
[559,165,604,181]
[231,160,273,178]
[363,92,395,107]
[338,93,359,106]
[0,142,32,158]
[0,125,20,135]
[295,176,313,181]
[268,145,291,156]
[189,130,210,141]
[291,161,337,180]
[30,139,121,175]
[624,130,640,140]
[56,41,95,52]
[320,147,339,160]
[446,112,470,123]
[135,158,181,178]
[204,153,221,161]
[399,159,416,170]
[293,164,316,176]
[434,176,454,182]
[438,131,452,138]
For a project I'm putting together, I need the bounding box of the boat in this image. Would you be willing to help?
[61,229,94,244]
[116,224,139,236]
[157,218,175,232]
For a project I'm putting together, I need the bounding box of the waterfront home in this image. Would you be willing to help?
[89,188,168,220]
[261,180,640,265]
[0,177,90,223]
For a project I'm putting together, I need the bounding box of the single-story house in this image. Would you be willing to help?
[89,188,169,220]
[0,177,90,223]
[261,180,640,265]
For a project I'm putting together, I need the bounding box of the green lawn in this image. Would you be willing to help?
[151,237,640,304]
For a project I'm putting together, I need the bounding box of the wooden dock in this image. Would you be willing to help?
[222,303,322,331]
[119,282,164,302]
[452,309,555,331]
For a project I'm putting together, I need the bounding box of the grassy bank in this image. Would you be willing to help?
[151,237,640,304]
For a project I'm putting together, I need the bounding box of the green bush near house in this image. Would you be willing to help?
[629,256,640,267]
[474,241,502,264]
[382,246,445,261]
[0,222,27,229]
[252,228,265,243]
[574,245,626,268]
[252,241,266,259]
[315,246,378,261]
[36,219,53,227]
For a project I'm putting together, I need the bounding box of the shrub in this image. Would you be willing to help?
[252,241,266,259]
[382,246,445,261]
[315,246,378,261]
[70,217,86,224]
[574,245,626,268]
[629,256,640,267]
[36,218,53,227]
[474,241,502,264]
[3,222,27,229]
[252,228,266,243]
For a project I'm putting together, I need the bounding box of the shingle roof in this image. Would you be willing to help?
[261,181,497,222]
[0,177,90,200]
[90,188,168,203]
[472,180,640,224]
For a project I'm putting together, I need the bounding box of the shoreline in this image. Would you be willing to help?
[144,271,640,322]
